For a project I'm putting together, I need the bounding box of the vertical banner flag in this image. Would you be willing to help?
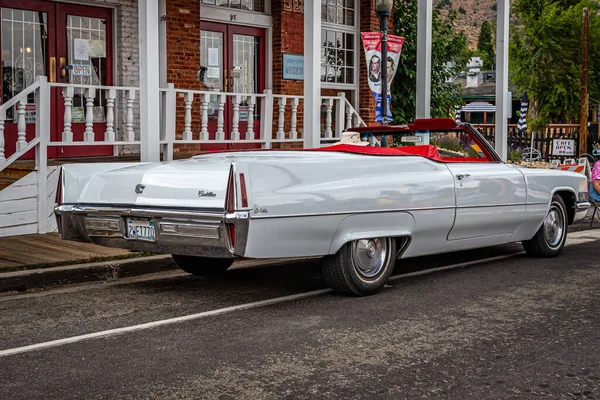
[517,93,529,133]
[361,32,404,122]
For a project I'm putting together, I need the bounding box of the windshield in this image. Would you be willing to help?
[357,128,491,161]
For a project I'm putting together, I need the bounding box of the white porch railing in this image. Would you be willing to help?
[0,77,366,234]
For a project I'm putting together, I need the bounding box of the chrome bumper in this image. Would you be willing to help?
[54,205,249,258]
[573,201,591,225]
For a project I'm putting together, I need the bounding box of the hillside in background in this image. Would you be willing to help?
[435,0,498,51]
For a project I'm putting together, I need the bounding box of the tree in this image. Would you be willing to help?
[510,0,600,130]
[390,0,469,124]
[477,20,495,70]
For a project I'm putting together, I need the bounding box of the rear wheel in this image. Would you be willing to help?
[171,255,234,276]
[322,237,396,296]
[522,194,568,258]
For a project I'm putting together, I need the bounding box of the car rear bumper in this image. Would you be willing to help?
[54,205,249,258]
[573,201,591,225]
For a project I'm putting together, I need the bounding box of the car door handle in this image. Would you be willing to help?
[456,174,471,180]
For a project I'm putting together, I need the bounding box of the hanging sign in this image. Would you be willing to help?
[72,64,92,76]
[552,139,576,156]
[360,32,404,123]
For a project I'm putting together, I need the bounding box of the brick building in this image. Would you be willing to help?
[1,0,387,157]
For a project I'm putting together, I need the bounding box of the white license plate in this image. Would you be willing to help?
[126,218,156,241]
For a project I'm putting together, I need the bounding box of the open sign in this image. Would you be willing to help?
[552,139,575,156]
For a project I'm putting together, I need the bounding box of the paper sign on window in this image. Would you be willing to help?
[74,38,89,61]
[208,48,219,67]
[88,40,106,58]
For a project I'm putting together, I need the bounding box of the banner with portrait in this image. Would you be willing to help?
[360,32,404,122]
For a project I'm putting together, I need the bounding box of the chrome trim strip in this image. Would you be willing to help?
[575,201,591,211]
[249,204,532,220]
[55,205,226,219]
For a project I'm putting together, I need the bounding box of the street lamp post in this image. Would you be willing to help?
[375,0,394,147]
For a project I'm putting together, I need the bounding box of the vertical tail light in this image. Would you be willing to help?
[239,173,248,208]
[225,167,235,213]
[224,166,236,249]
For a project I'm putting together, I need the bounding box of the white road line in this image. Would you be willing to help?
[0,289,332,358]
[389,252,524,282]
[0,251,526,358]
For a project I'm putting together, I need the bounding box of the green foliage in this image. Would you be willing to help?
[508,149,524,161]
[510,0,600,130]
[390,0,468,124]
[477,20,496,70]
[458,7,466,14]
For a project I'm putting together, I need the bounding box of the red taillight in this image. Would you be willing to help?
[227,224,235,248]
[239,173,248,208]
[225,167,235,213]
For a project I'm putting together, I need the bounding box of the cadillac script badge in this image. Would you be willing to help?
[198,190,217,197]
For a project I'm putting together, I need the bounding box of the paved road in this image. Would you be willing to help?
[0,231,599,399]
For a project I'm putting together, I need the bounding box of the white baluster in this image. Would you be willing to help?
[346,110,353,130]
[0,108,5,164]
[200,93,210,141]
[290,98,299,139]
[16,99,27,152]
[231,95,241,141]
[62,86,74,142]
[246,96,255,139]
[324,99,333,138]
[126,89,135,141]
[353,114,359,128]
[84,87,96,142]
[183,92,193,141]
[277,97,287,140]
[105,88,116,142]
[216,94,225,141]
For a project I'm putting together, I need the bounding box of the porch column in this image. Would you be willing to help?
[138,0,161,162]
[304,0,321,148]
[416,0,432,119]
[495,0,510,161]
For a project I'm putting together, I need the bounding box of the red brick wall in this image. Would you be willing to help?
[271,1,304,147]
[166,0,202,157]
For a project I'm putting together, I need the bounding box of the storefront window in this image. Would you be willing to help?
[320,0,356,85]
[201,0,265,13]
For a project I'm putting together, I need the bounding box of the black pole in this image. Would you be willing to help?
[377,8,391,146]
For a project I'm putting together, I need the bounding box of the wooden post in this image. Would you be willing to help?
[579,7,589,155]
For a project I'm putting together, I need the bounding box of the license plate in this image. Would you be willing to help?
[126,218,156,241]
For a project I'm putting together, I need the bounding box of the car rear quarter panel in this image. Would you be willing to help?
[243,155,455,258]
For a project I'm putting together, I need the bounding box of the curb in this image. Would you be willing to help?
[0,255,178,294]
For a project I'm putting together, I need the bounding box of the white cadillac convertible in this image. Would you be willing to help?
[54,119,590,296]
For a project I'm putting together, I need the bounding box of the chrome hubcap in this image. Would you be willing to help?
[352,238,388,278]
[544,207,564,248]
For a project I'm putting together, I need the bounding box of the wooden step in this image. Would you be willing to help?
[0,167,33,180]
[0,177,19,191]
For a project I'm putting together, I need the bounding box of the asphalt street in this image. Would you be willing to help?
[1,230,599,399]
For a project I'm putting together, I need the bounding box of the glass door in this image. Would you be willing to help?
[55,2,113,157]
[200,22,265,150]
[0,0,55,159]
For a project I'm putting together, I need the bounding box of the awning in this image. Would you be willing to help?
[461,100,496,113]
